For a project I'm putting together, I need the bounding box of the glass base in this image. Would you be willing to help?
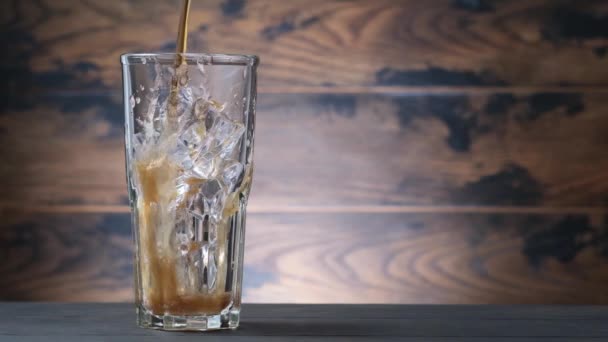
[136,304,240,331]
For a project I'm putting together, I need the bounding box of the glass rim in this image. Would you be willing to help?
[120,53,259,66]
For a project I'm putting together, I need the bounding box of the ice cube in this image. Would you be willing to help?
[172,121,207,171]
[222,160,244,193]
[175,86,195,118]
[165,132,201,174]
[172,213,194,251]
[173,174,195,210]
[207,112,245,159]
[202,179,225,222]
[190,152,217,179]
[132,132,147,152]
[179,121,207,151]
[188,198,205,225]
[206,244,217,289]
[132,131,160,160]
[193,98,210,120]
[188,241,217,292]
[186,179,226,222]
[190,211,209,246]
[208,218,218,243]
[201,102,225,131]
[166,138,187,166]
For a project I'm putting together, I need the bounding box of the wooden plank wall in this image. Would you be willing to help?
[1,0,608,303]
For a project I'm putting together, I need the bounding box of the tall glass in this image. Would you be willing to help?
[121,53,258,331]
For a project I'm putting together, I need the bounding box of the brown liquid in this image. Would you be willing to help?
[176,0,192,63]
[136,159,232,315]
[167,0,192,129]
[135,0,249,316]
[136,1,233,315]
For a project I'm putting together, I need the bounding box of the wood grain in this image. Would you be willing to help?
[0,212,133,301]
[1,0,608,305]
[2,211,607,304]
[1,92,607,208]
[2,0,608,93]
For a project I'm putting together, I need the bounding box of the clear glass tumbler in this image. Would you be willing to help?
[121,53,258,331]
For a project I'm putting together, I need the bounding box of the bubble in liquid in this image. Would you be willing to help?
[129,96,136,109]
[179,74,189,86]
[197,60,206,75]
[179,244,189,256]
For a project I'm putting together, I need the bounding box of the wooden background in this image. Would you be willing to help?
[1,0,608,303]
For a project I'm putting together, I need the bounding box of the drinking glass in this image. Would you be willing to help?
[121,53,258,331]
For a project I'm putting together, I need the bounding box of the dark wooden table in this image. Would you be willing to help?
[1,303,607,341]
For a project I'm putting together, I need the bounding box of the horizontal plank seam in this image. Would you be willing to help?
[1,204,606,214]
[34,86,608,97]
[260,86,608,95]
[0,336,603,339]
